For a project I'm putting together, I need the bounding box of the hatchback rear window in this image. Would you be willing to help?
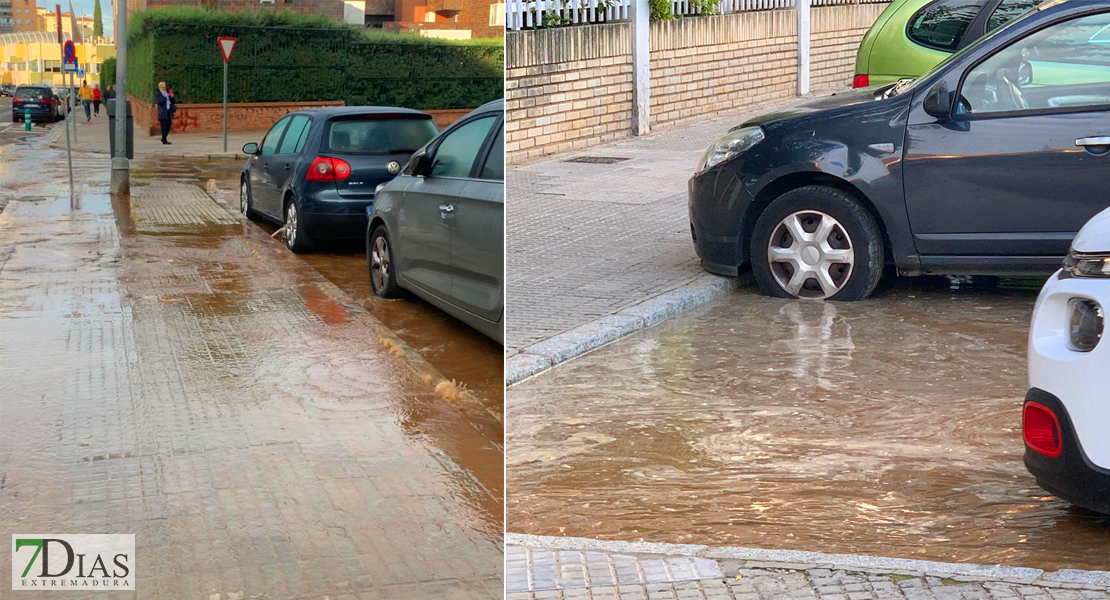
[907,0,982,52]
[324,116,437,155]
[15,88,49,100]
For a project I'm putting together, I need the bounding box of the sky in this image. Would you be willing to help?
[36,0,112,37]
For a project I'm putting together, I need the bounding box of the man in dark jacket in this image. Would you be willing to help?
[155,81,175,145]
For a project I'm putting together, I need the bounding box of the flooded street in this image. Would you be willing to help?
[507,277,1110,571]
[0,134,502,597]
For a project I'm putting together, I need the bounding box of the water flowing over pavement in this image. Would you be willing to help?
[507,277,1110,572]
[0,136,502,598]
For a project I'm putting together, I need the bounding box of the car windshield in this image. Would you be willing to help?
[323,117,438,155]
[15,88,48,100]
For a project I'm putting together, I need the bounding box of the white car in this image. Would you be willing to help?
[1026,206,1110,514]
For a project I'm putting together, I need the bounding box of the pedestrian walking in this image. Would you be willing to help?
[79,80,93,122]
[92,84,101,116]
[105,85,116,100]
[155,81,175,145]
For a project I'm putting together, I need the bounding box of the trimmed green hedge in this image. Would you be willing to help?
[126,8,503,110]
[101,56,115,87]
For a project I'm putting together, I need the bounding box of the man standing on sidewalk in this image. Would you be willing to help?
[155,81,175,145]
[79,80,93,122]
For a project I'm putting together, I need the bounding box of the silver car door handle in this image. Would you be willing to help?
[1076,136,1110,147]
[439,204,455,213]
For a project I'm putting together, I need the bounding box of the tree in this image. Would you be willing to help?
[93,0,103,38]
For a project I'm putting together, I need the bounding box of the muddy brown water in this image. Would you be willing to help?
[507,277,1110,571]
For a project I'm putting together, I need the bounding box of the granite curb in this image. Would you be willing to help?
[506,533,1110,589]
[506,274,737,385]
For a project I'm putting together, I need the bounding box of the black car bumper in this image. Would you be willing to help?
[1024,388,1110,514]
[688,164,755,277]
[13,108,55,122]
[301,212,367,240]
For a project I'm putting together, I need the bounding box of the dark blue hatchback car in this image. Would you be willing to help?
[239,107,439,253]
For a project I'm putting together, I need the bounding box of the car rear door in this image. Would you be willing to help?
[272,114,312,202]
[250,116,291,218]
[448,119,504,325]
[902,9,1110,260]
[395,113,499,303]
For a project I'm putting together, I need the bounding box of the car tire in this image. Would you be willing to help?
[284,199,313,254]
[240,177,262,222]
[750,185,883,301]
[368,225,402,299]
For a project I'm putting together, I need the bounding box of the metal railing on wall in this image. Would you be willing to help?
[506,0,887,30]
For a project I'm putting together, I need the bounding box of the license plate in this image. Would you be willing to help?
[24,103,38,108]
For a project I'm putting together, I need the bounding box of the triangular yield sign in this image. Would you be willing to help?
[218,37,237,63]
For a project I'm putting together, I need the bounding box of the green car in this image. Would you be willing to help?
[854,0,1044,88]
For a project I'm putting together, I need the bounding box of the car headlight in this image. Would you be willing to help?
[1067,297,1103,352]
[1063,250,1110,278]
[699,126,765,172]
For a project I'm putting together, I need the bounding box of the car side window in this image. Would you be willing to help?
[293,117,313,154]
[430,115,498,179]
[960,12,1110,115]
[987,0,1042,32]
[907,0,983,52]
[260,117,291,157]
[479,124,504,181]
[277,115,310,155]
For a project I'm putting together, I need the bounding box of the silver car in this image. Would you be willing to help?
[366,99,504,344]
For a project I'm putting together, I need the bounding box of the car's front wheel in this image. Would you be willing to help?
[750,185,883,301]
[284,200,313,254]
[368,225,402,299]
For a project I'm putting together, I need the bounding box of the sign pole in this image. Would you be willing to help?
[223,60,228,153]
[217,37,236,154]
[111,0,129,195]
[58,6,74,197]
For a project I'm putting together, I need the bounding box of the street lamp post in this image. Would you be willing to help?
[110,0,128,194]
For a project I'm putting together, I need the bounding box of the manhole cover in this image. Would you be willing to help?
[564,156,630,165]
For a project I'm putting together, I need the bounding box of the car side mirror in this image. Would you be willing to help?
[1018,60,1033,86]
[409,150,432,177]
[922,81,953,121]
[242,142,258,155]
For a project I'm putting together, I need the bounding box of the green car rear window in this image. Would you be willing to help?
[907,0,982,52]
[987,0,1042,32]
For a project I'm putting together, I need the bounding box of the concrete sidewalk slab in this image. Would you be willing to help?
[506,95,820,385]
[48,109,263,160]
[506,534,1110,598]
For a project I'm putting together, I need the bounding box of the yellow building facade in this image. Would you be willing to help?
[0,31,114,86]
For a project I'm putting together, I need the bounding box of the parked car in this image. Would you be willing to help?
[1025,206,1110,514]
[12,85,62,123]
[239,107,439,253]
[366,99,504,344]
[0,84,14,97]
[689,0,1110,300]
[853,0,1044,88]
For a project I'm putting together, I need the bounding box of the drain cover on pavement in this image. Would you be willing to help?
[564,156,631,165]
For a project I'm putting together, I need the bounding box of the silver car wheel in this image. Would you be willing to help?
[286,203,297,249]
[767,210,855,299]
[371,235,390,291]
[240,180,249,215]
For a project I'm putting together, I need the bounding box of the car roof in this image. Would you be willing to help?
[293,106,433,118]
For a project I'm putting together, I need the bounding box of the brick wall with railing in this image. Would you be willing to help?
[506,2,890,165]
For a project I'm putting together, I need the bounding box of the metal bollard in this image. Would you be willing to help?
[23,107,30,131]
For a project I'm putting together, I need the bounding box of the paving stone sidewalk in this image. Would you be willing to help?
[47,108,262,159]
[505,538,1110,600]
[505,97,816,384]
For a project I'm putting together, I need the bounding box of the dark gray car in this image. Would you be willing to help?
[366,99,504,343]
[689,0,1110,300]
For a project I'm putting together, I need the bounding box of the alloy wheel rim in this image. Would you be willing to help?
[371,236,390,290]
[767,210,854,299]
[240,181,248,214]
[286,204,297,248]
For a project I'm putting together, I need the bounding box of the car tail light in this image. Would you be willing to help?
[12,97,21,104]
[1023,401,1062,457]
[42,98,52,106]
[305,156,352,182]
[852,75,870,89]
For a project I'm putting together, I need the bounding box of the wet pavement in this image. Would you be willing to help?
[0,136,502,597]
[507,276,1110,572]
